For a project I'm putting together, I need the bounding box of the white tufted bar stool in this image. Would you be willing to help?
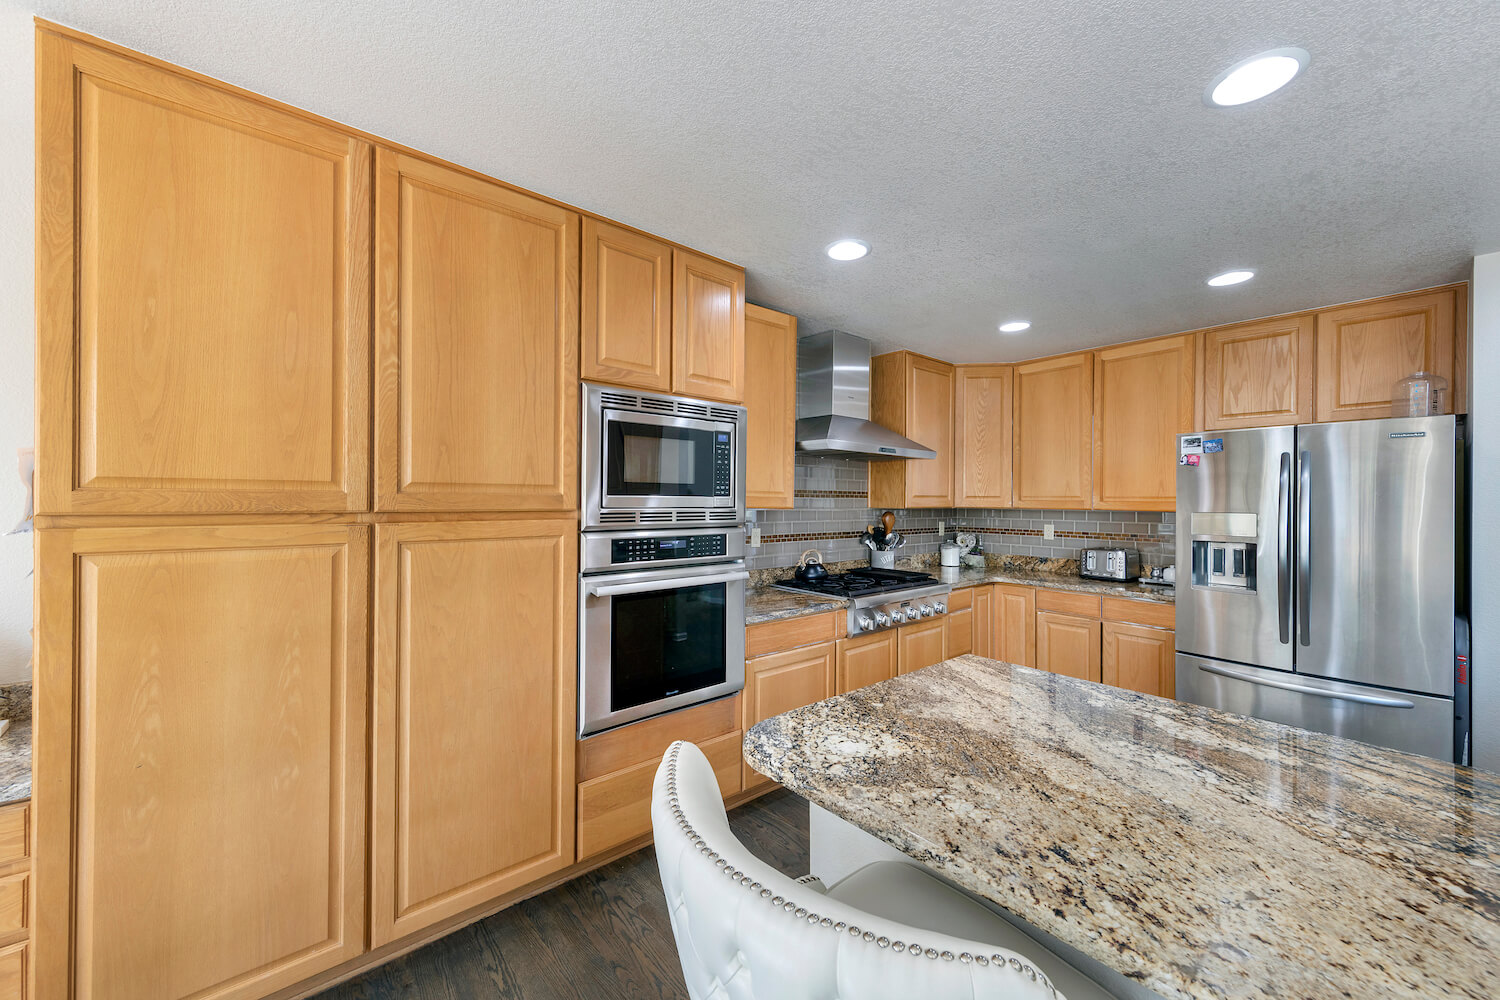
[652,741,1106,1000]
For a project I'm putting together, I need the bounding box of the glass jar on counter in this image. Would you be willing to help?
[1391,371,1448,417]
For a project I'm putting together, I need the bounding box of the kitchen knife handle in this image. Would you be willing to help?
[1277,452,1292,645]
[1296,450,1311,647]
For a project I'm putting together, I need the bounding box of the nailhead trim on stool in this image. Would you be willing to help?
[662,742,1057,997]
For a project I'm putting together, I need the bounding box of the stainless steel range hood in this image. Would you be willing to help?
[795,330,936,460]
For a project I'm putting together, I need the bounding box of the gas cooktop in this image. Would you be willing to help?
[773,567,936,598]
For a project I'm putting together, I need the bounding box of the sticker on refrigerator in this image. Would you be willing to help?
[1179,435,1204,457]
[1180,454,1200,466]
[1203,438,1224,453]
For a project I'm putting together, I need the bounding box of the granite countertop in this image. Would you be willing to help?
[935,564,1176,604]
[0,720,30,806]
[745,586,848,625]
[744,655,1499,1000]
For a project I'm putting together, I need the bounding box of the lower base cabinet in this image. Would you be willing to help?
[743,641,836,791]
[35,525,371,1000]
[576,696,742,861]
[371,519,577,945]
[1102,621,1176,698]
[992,584,1037,666]
[1036,611,1103,682]
[897,617,948,674]
[835,629,898,693]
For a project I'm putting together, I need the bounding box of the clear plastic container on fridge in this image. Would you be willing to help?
[1391,370,1448,417]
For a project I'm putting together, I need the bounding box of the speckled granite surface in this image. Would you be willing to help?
[0,683,32,805]
[745,586,848,625]
[744,655,1499,1000]
[934,564,1176,604]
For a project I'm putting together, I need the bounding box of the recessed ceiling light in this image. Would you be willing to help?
[998,321,1031,333]
[825,239,870,261]
[1205,47,1309,107]
[1207,269,1255,287]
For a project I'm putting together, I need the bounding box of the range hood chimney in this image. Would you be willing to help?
[795,330,937,460]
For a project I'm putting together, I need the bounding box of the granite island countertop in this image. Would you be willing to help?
[744,655,1498,1000]
[0,720,30,805]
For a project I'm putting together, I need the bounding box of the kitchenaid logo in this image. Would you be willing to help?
[1389,431,1427,439]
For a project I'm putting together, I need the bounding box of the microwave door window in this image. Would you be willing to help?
[607,421,714,496]
[609,582,728,713]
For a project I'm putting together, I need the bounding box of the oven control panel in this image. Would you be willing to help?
[612,533,729,565]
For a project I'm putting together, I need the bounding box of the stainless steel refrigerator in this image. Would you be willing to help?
[1175,414,1469,762]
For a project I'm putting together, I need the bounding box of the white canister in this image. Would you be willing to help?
[940,542,962,567]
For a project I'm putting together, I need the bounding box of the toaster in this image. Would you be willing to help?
[1080,548,1141,581]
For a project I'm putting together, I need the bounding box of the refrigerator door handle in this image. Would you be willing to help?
[1297,449,1311,647]
[1277,452,1292,645]
[1196,663,1416,708]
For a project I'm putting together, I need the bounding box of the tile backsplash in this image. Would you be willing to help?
[747,454,1175,572]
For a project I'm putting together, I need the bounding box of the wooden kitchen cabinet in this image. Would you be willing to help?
[955,365,1014,506]
[897,617,948,674]
[1093,335,1195,511]
[1012,353,1093,508]
[582,218,673,393]
[992,584,1037,667]
[946,586,975,656]
[744,304,799,508]
[971,585,994,657]
[836,629,899,693]
[374,150,579,512]
[1201,314,1316,429]
[1036,610,1102,682]
[672,249,746,403]
[1102,621,1176,699]
[35,29,371,515]
[34,524,369,1000]
[870,352,956,508]
[743,641,836,790]
[371,519,576,945]
[1315,286,1462,421]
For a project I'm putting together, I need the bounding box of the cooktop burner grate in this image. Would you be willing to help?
[774,567,937,598]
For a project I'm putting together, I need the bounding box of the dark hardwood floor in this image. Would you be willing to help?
[318,790,809,1000]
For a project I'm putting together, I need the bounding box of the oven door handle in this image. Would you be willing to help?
[586,570,749,598]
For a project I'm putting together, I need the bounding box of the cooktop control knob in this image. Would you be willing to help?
[873,611,890,627]
[933,601,947,614]
[857,615,874,631]
[905,607,922,622]
[919,604,934,617]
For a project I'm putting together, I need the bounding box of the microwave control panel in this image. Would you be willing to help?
[713,432,733,497]
[612,533,729,565]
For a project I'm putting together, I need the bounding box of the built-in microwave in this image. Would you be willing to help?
[582,382,746,529]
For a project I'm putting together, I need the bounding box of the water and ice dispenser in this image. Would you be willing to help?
[1188,513,1257,591]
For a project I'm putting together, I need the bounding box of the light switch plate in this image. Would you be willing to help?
[1043,523,1055,539]
[750,527,761,547]
[937,521,944,537]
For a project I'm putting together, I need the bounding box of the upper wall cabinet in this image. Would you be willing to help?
[870,352,956,508]
[1012,353,1093,508]
[1201,315,1316,430]
[1093,335,1195,511]
[582,219,672,393]
[1315,287,1461,422]
[374,150,579,512]
[954,364,1014,507]
[672,251,747,404]
[744,305,798,509]
[35,30,372,514]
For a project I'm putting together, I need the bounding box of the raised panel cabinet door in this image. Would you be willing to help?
[869,353,956,508]
[33,524,368,1000]
[1013,353,1093,508]
[672,250,746,404]
[972,585,993,658]
[372,519,576,944]
[1315,287,1459,421]
[742,642,836,790]
[744,305,798,508]
[581,218,672,392]
[835,631,898,694]
[947,606,974,656]
[375,150,580,511]
[1093,335,1195,511]
[1102,622,1176,699]
[35,30,372,514]
[1036,611,1102,683]
[897,618,948,675]
[992,584,1036,666]
[1202,315,1316,429]
[955,365,1014,506]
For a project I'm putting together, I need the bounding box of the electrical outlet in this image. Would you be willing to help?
[937,520,945,537]
[750,527,761,547]
[1043,523,1055,540]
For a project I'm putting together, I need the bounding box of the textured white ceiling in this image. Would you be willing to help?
[21,0,1500,360]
